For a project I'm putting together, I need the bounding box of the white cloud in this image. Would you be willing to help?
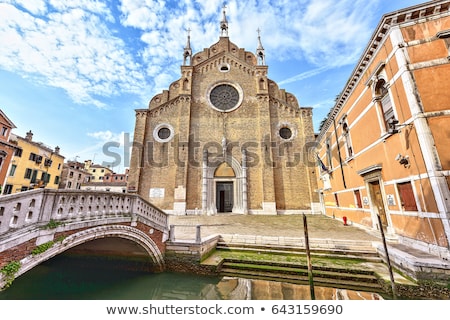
[4,0,47,15]
[0,0,382,109]
[87,130,122,142]
[278,66,331,85]
[0,2,146,108]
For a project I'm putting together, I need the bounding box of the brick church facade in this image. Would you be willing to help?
[128,8,318,215]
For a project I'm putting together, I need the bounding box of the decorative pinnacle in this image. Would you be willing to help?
[220,3,229,36]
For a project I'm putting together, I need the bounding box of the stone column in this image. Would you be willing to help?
[202,150,208,215]
[242,149,248,214]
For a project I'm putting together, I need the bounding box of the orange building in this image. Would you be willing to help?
[315,1,450,260]
[0,110,17,193]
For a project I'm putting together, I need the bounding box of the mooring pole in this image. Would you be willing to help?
[377,214,397,299]
[303,213,315,300]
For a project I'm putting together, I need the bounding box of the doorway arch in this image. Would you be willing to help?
[202,153,247,215]
[215,163,235,212]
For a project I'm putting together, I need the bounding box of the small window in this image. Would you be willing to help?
[397,182,418,211]
[1,127,7,136]
[325,138,333,169]
[153,124,174,143]
[9,164,17,177]
[375,79,396,131]
[279,127,292,140]
[342,122,353,157]
[219,63,230,72]
[41,172,50,183]
[158,127,171,139]
[354,189,362,208]
[3,185,12,194]
[334,193,340,207]
[15,148,23,157]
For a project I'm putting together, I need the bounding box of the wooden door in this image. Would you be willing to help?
[369,181,388,227]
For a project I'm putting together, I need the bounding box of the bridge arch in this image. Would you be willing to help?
[18,225,165,279]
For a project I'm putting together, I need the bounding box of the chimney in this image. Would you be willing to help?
[55,146,60,154]
[25,130,33,141]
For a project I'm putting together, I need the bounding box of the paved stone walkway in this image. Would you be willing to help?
[168,213,380,241]
[168,213,450,276]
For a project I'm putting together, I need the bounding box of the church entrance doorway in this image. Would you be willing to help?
[216,181,233,212]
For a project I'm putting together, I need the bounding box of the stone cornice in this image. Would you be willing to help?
[148,96,191,117]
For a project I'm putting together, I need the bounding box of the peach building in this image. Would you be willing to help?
[315,1,450,259]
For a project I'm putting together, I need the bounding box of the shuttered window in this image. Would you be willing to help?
[397,182,418,211]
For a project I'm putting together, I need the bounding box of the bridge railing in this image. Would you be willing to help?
[0,189,167,236]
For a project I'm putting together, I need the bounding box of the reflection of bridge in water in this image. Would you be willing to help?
[0,189,168,288]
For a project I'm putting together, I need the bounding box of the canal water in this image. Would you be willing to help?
[0,253,386,300]
[0,254,224,300]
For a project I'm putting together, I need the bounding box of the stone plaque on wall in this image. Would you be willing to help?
[363,196,369,206]
[174,185,186,200]
[387,194,396,206]
[150,188,165,198]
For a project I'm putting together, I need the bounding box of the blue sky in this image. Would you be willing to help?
[0,0,426,172]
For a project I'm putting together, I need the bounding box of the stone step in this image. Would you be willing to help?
[219,267,385,294]
[218,235,378,252]
[218,238,376,249]
[221,260,380,283]
[216,243,383,262]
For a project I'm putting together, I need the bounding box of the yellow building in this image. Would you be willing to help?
[4,131,64,194]
[83,160,113,183]
[315,1,450,259]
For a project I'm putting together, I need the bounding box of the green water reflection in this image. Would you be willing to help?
[0,255,223,300]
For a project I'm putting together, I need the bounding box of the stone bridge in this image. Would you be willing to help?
[0,189,168,289]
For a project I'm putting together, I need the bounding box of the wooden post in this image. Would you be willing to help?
[377,214,397,299]
[303,214,315,300]
[196,225,201,244]
[169,225,175,242]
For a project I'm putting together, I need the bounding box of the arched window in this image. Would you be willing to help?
[375,79,395,131]
[342,121,353,158]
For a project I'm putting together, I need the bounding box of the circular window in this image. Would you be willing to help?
[208,83,243,112]
[153,123,174,143]
[279,127,292,140]
[157,127,171,139]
